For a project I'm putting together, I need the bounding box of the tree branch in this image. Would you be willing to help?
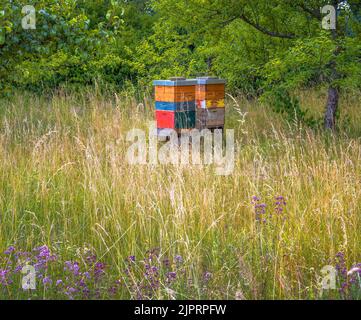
[239,14,296,39]
[297,4,321,19]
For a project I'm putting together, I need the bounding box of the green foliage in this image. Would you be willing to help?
[128,20,206,87]
[264,88,320,128]
[0,0,155,93]
[263,33,336,90]
[0,0,360,115]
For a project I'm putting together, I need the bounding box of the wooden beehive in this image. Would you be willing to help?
[155,85,195,104]
[196,77,226,109]
[195,77,226,130]
[154,78,197,130]
[156,110,196,129]
[196,108,225,130]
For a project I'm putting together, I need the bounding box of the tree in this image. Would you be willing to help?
[152,0,361,130]
[0,0,156,92]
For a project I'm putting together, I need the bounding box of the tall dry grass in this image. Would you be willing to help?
[0,88,360,299]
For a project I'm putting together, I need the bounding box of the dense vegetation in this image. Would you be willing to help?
[1,0,361,300]
[1,1,360,128]
[1,89,361,300]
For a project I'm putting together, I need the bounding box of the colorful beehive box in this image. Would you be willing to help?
[156,110,196,129]
[196,108,225,130]
[154,78,197,130]
[196,77,226,109]
[195,77,226,130]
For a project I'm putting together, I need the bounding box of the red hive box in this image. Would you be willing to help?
[156,110,175,129]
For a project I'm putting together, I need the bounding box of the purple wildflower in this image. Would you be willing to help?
[77,278,86,287]
[203,272,212,282]
[335,252,349,297]
[151,266,159,274]
[4,246,16,255]
[166,272,177,283]
[82,287,91,299]
[0,269,12,286]
[275,196,287,217]
[108,286,117,296]
[36,245,50,258]
[85,253,97,265]
[64,261,80,276]
[65,287,78,300]
[336,252,347,280]
[346,263,361,295]
[34,261,47,272]
[142,262,161,295]
[94,262,106,280]
[175,255,183,264]
[252,196,267,223]
[43,277,52,286]
[14,265,23,273]
[163,258,170,268]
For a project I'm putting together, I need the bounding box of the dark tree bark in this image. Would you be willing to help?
[207,57,213,71]
[324,86,339,130]
[324,0,341,131]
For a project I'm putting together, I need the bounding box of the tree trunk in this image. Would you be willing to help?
[207,57,213,71]
[323,0,341,131]
[324,86,339,130]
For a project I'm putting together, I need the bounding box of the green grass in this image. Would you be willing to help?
[0,88,361,300]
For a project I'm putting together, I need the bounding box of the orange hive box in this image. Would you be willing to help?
[196,77,226,109]
[154,76,197,103]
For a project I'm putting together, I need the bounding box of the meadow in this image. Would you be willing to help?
[0,87,361,300]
